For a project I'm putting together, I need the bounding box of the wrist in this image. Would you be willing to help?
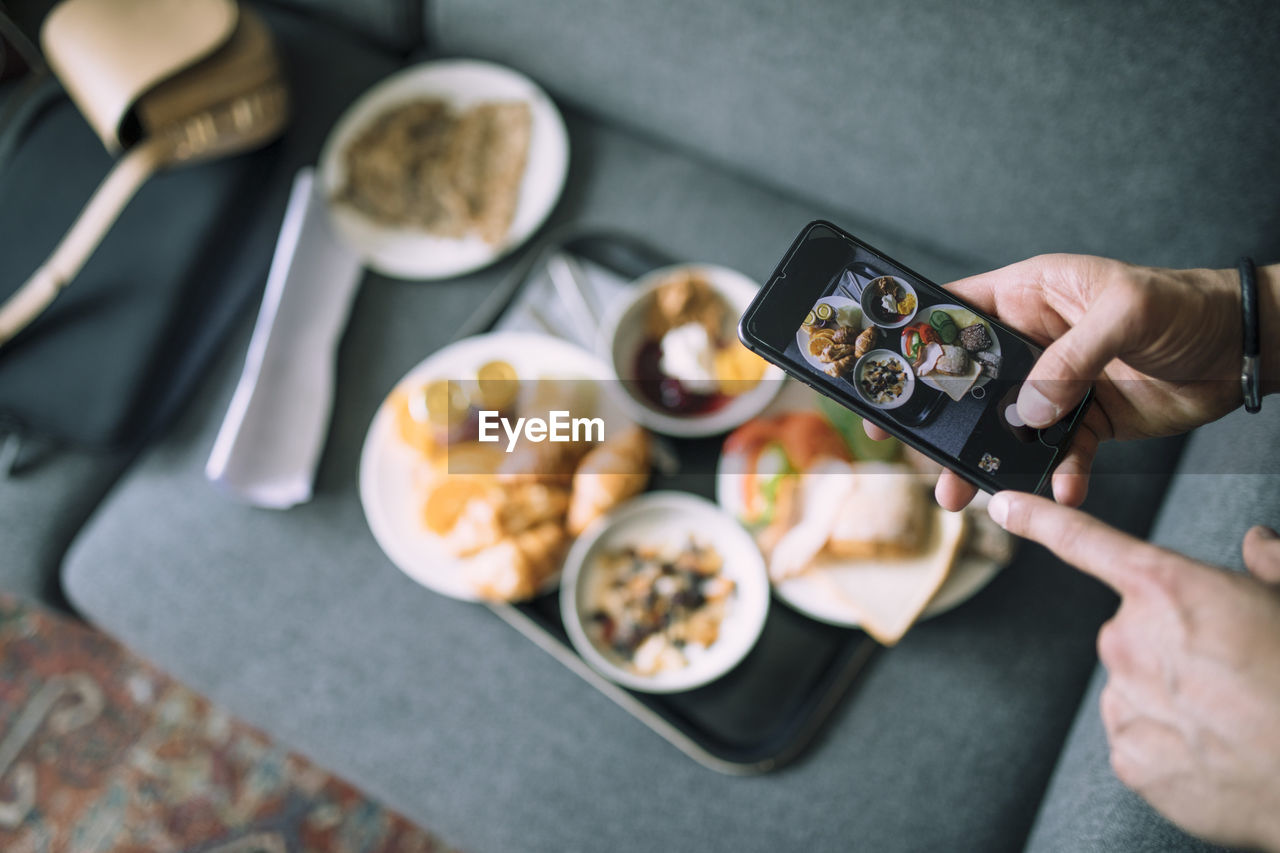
[1193,267,1251,414]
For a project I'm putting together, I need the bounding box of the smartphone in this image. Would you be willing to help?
[738,220,1091,495]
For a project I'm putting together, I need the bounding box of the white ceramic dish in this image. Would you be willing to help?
[560,492,771,693]
[359,331,623,601]
[852,348,916,411]
[598,264,784,438]
[907,302,1003,398]
[794,294,861,374]
[861,274,918,329]
[714,381,1006,629]
[319,59,569,280]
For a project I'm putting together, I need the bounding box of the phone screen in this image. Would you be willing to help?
[739,221,1089,494]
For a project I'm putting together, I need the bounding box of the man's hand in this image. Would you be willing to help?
[986,491,1280,852]
[865,254,1280,510]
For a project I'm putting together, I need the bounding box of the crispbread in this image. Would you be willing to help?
[335,98,531,245]
[447,101,531,245]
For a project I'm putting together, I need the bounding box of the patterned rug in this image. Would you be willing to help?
[0,595,454,853]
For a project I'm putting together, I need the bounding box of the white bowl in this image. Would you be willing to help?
[860,275,918,329]
[597,264,784,438]
[852,348,916,410]
[560,492,770,693]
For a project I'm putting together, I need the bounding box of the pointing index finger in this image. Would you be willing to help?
[987,491,1157,596]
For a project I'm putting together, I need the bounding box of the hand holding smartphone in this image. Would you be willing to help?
[738,221,1092,496]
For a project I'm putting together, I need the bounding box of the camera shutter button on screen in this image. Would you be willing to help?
[1037,420,1070,448]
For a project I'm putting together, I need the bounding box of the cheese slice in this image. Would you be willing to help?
[809,509,967,645]
[929,360,981,402]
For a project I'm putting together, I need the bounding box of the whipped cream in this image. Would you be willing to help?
[659,323,719,393]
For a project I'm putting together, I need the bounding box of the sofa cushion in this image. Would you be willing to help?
[64,101,1185,851]
[270,0,422,53]
[0,444,129,610]
[430,0,1280,269]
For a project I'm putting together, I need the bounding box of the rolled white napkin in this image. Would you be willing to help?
[205,168,363,508]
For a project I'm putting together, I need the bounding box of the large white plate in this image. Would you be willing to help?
[359,332,621,601]
[714,381,1006,629]
[906,303,1003,398]
[794,294,861,375]
[320,59,569,280]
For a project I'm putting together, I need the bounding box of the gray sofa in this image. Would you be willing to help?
[4,1,1279,851]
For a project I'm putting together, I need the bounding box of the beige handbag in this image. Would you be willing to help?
[0,0,289,346]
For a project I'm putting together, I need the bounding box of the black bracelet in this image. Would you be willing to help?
[1239,256,1262,413]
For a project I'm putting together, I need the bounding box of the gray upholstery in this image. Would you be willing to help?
[430,0,1280,269]
[272,0,422,52]
[0,444,130,609]
[1026,408,1280,853]
[63,99,1186,851]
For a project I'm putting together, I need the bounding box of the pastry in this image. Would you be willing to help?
[853,326,877,358]
[497,438,589,486]
[469,522,569,601]
[567,427,652,535]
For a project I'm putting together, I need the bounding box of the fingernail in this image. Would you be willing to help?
[1018,384,1061,428]
[1256,525,1278,540]
[987,491,1011,528]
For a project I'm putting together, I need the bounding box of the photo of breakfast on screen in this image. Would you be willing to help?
[796,266,1006,428]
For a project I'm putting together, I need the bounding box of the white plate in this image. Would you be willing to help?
[560,492,770,693]
[795,294,861,374]
[320,59,569,280]
[359,332,622,601]
[907,303,1002,397]
[598,263,785,438]
[714,382,1005,629]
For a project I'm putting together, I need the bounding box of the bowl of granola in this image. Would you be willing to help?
[852,348,916,410]
[560,492,770,693]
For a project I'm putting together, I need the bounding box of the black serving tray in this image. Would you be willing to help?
[460,228,879,774]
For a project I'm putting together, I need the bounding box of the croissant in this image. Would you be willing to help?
[824,354,858,378]
[854,326,877,358]
[499,482,570,535]
[497,439,588,486]
[437,481,570,558]
[567,427,651,535]
[819,342,857,363]
[470,521,569,601]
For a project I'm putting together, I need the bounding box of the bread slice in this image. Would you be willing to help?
[810,509,967,645]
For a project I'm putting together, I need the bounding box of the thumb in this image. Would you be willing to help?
[1018,289,1130,428]
[1243,525,1280,585]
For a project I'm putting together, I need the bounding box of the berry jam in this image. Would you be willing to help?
[631,340,730,416]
